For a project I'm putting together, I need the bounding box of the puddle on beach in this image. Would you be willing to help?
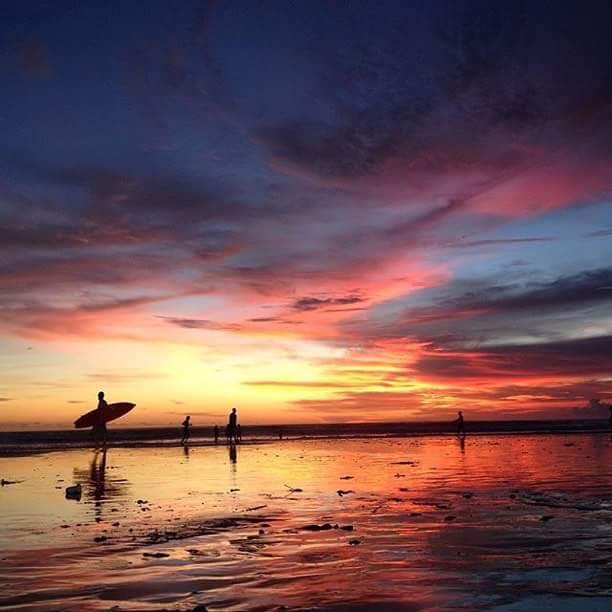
[1,434,612,610]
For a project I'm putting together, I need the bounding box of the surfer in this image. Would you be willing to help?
[228,407,238,443]
[181,416,191,445]
[214,424,219,444]
[94,391,108,447]
[455,411,465,436]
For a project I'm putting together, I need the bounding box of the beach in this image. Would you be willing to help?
[2,433,612,611]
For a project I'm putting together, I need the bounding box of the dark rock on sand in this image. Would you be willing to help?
[540,515,554,522]
[94,536,107,543]
[337,490,354,496]
[444,515,456,521]
[340,525,354,531]
[302,523,333,531]
[143,552,170,558]
[349,538,361,545]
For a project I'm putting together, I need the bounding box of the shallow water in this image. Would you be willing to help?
[1,434,612,611]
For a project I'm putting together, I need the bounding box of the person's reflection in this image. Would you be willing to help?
[458,434,466,454]
[229,442,237,464]
[90,448,107,521]
[73,449,129,522]
[183,444,190,459]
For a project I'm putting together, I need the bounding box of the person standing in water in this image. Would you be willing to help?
[456,411,465,436]
[94,391,108,447]
[228,407,238,444]
[214,424,219,444]
[181,415,191,445]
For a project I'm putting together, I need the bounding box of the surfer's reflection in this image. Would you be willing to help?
[91,448,106,506]
[73,450,129,521]
[229,443,237,464]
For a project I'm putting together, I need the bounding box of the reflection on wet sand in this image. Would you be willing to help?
[2,435,612,611]
[72,449,130,521]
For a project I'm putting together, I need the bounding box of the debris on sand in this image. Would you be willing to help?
[65,484,82,500]
[540,515,554,522]
[245,504,267,512]
[339,525,354,531]
[284,485,303,493]
[1,479,21,486]
[337,489,354,497]
[394,473,405,478]
[444,515,456,522]
[143,552,170,558]
[302,523,333,531]
[391,461,417,465]
[348,538,361,545]
[94,536,107,543]
[339,476,354,480]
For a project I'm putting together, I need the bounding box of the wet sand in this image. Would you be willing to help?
[2,434,612,611]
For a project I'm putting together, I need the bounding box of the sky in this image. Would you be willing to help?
[1,0,612,430]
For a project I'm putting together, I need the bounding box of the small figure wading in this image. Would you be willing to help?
[181,415,191,445]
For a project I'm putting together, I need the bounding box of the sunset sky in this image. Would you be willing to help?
[1,1,612,430]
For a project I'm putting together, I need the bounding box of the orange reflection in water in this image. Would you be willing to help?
[1,434,612,611]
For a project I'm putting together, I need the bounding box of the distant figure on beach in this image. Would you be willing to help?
[94,391,108,447]
[609,405,612,429]
[228,407,238,444]
[236,423,242,442]
[214,424,219,444]
[456,411,465,436]
[181,415,191,445]
[279,428,283,440]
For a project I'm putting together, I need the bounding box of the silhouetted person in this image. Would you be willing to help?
[236,423,242,443]
[228,407,238,443]
[94,391,108,447]
[279,428,283,440]
[214,424,219,444]
[181,415,191,445]
[456,411,465,436]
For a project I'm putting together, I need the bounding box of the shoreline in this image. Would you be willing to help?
[1,426,611,457]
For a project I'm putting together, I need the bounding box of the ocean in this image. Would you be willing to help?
[1,419,610,455]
